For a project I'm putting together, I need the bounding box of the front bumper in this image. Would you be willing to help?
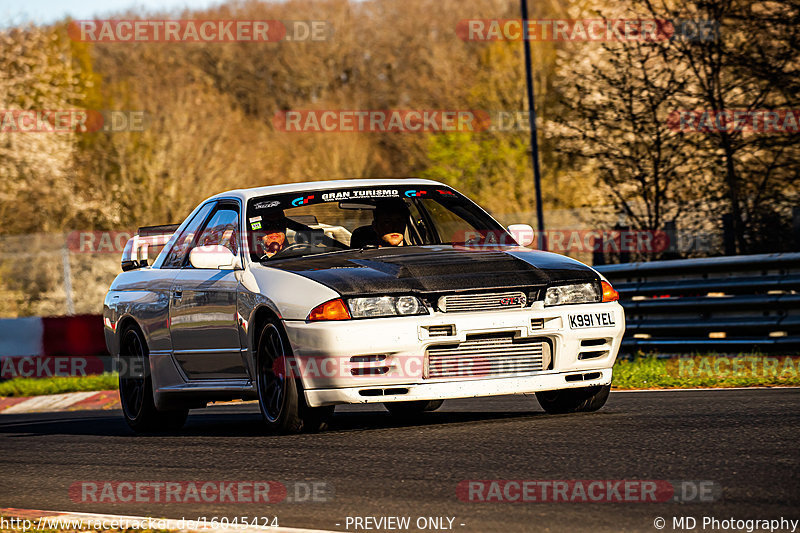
[283,301,625,408]
[305,368,613,407]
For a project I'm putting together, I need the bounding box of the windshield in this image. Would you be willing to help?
[244,185,512,262]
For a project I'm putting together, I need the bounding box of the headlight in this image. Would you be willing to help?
[348,296,428,318]
[544,282,601,306]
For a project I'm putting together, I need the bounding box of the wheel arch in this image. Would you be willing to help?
[248,305,311,390]
[249,306,281,353]
[114,315,145,355]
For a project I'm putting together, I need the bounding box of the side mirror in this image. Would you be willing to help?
[507,224,535,247]
[189,245,238,270]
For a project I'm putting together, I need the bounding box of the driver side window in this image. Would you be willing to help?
[196,206,240,256]
[161,202,215,269]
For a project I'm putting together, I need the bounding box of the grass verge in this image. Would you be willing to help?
[0,373,118,397]
[612,355,800,389]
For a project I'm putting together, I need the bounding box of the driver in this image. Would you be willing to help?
[256,209,289,259]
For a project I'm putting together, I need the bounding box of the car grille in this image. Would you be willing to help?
[426,333,552,379]
[437,291,527,313]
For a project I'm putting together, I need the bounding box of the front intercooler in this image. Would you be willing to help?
[425,333,552,379]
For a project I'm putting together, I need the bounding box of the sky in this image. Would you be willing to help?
[1,0,226,25]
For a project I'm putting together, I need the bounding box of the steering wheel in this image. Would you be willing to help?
[260,242,316,260]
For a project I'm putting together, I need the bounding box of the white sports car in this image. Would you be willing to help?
[104,179,625,433]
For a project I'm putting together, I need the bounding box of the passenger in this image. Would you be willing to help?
[350,199,410,248]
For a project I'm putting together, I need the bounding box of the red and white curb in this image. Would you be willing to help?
[0,508,339,533]
[0,390,120,414]
[0,390,259,414]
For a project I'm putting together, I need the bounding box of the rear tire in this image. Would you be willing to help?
[255,320,334,433]
[118,325,188,433]
[535,384,611,414]
[384,399,444,417]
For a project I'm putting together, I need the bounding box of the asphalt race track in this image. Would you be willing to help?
[1,389,799,533]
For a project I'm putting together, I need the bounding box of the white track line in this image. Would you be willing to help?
[3,509,341,533]
[2,391,99,414]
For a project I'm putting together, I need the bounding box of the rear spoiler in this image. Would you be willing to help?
[121,224,180,271]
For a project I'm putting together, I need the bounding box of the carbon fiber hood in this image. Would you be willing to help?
[264,246,598,296]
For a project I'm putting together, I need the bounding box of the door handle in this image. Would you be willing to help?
[173,287,183,299]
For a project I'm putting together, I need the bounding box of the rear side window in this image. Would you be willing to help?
[161,202,215,269]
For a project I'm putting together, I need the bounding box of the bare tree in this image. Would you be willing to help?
[556,0,799,256]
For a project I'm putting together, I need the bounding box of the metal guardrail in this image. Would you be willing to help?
[595,253,800,353]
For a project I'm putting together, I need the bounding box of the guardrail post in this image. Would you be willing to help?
[722,214,736,255]
[592,233,605,266]
[616,224,631,264]
[662,220,681,260]
[61,238,75,316]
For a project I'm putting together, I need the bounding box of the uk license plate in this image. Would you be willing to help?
[568,311,616,329]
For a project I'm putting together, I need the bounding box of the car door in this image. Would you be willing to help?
[169,201,247,380]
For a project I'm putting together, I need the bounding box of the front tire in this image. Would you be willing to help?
[384,399,444,417]
[255,320,333,433]
[118,325,188,432]
[535,384,611,414]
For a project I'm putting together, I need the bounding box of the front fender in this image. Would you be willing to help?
[237,264,341,321]
[236,264,341,380]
